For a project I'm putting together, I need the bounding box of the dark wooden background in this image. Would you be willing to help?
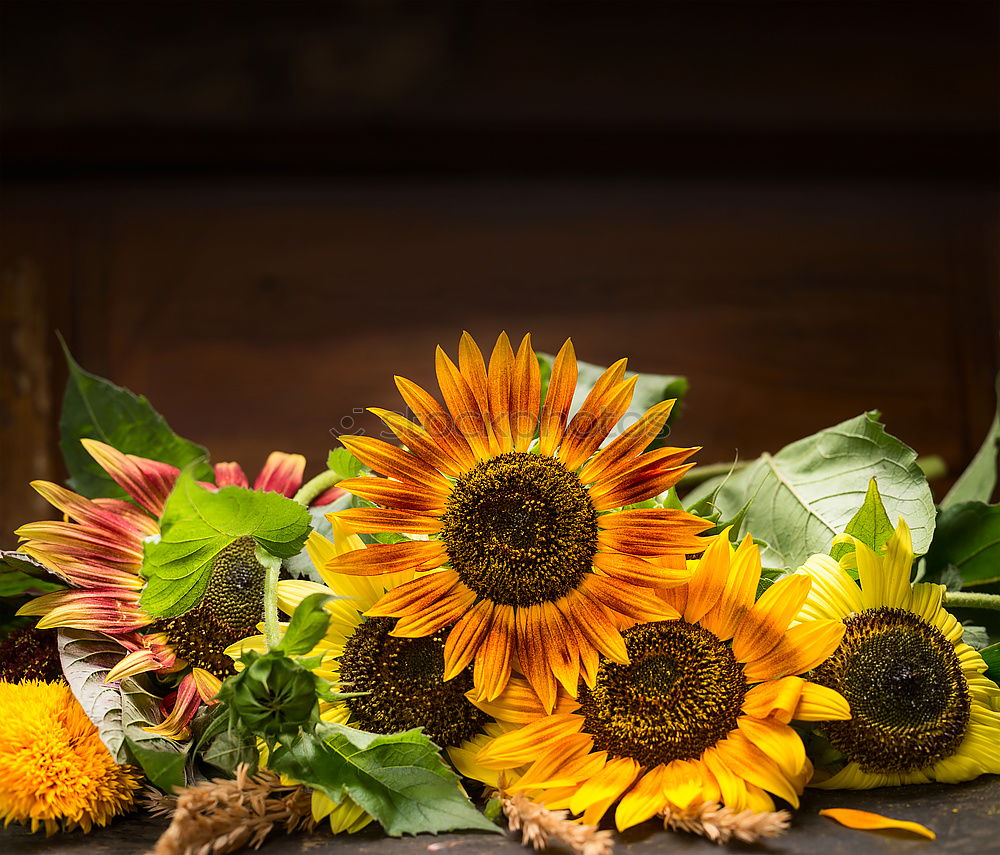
[2,1,998,547]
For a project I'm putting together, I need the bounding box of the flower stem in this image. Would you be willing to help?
[944,591,1000,612]
[263,556,281,650]
[293,470,341,506]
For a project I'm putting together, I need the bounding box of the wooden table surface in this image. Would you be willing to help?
[5,777,999,855]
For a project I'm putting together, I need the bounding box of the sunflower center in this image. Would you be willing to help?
[812,607,971,773]
[579,620,747,767]
[156,536,265,679]
[440,451,598,607]
[339,616,489,748]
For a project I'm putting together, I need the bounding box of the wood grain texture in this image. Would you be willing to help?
[1,178,995,517]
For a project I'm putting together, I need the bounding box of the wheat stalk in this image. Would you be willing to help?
[501,792,615,855]
[146,764,315,855]
[661,801,791,844]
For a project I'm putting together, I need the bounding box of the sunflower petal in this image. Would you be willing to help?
[363,570,461,617]
[731,573,813,662]
[369,407,469,477]
[339,436,450,491]
[539,339,578,457]
[559,377,637,471]
[334,508,442,536]
[335,477,447,513]
[714,730,801,807]
[394,376,477,472]
[437,344,492,460]
[326,540,447,577]
[819,809,935,840]
[487,332,516,453]
[509,334,541,452]
[741,676,805,725]
[474,604,516,701]
[794,682,852,721]
[741,619,846,682]
[443,599,495,680]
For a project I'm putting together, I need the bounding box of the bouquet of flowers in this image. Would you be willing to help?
[1,331,997,852]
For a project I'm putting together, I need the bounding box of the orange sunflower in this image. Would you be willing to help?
[473,535,850,830]
[325,332,711,710]
[16,440,309,739]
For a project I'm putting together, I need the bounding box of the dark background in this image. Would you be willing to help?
[2,0,998,545]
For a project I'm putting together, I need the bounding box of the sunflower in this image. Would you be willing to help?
[472,534,850,831]
[16,440,310,739]
[795,519,1000,788]
[0,680,141,834]
[324,332,711,710]
[227,520,510,834]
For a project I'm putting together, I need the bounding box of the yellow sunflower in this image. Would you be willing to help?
[228,520,509,834]
[795,519,1000,788]
[325,332,711,710]
[472,534,849,830]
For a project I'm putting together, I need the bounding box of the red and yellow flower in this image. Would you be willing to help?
[325,332,711,710]
[16,440,310,739]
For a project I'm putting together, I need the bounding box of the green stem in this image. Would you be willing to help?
[264,557,281,650]
[293,470,341,506]
[944,591,1000,612]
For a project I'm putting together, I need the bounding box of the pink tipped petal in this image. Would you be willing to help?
[20,587,151,633]
[253,452,306,497]
[310,484,346,507]
[214,461,249,488]
[145,674,202,741]
[81,439,180,516]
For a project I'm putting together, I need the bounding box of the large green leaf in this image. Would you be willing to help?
[686,413,935,570]
[141,472,312,618]
[926,501,1000,587]
[537,353,687,447]
[59,340,213,498]
[58,629,187,771]
[271,723,498,837]
[942,375,999,508]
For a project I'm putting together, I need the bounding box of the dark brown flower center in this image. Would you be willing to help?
[339,616,488,748]
[579,620,747,767]
[811,607,970,773]
[440,451,598,607]
[157,537,265,679]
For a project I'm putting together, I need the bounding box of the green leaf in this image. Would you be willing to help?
[58,629,188,773]
[126,737,189,794]
[270,723,498,837]
[0,552,65,596]
[58,338,213,498]
[279,593,333,656]
[830,478,895,564]
[537,353,687,447]
[925,501,1000,587]
[687,413,935,571]
[141,472,311,618]
[942,375,999,508]
[979,642,1000,682]
[199,726,259,777]
[327,448,363,481]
